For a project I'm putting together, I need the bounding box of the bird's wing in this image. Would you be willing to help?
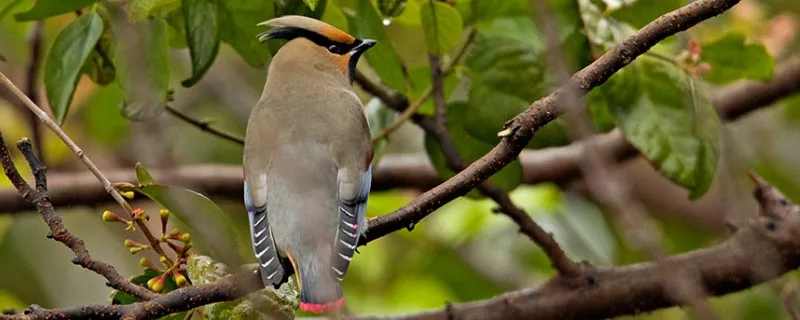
[330,165,371,281]
[244,178,286,287]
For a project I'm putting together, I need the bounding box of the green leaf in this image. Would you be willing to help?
[464,35,547,143]
[0,290,25,310]
[135,162,157,186]
[458,0,528,23]
[181,0,220,87]
[0,0,24,23]
[610,0,683,28]
[138,185,241,264]
[80,33,116,86]
[111,15,171,121]
[14,0,97,21]
[425,102,523,197]
[577,0,634,51]
[701,33,774,85]
[303,0,319,10]
[217,0,273,67]
[321,2,349,31]
[79,83,127,148]
[129,0,180,21]
[419,1,463,55]
[606,57,720,199]
[44,12,104,124]
[117,169,242,266]
[346,0,407,91]
[165,11,188,48]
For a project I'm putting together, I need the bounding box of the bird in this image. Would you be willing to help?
[242,15,376,314]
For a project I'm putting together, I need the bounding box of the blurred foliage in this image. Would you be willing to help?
[0,0,797,319]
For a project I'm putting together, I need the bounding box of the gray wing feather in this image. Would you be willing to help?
[245,180,285,288]
[331,166,371,280]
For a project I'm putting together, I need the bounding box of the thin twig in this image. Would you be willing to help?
[165,105,244,145]
[371,89,429,142]
[367,28,477,142]
[426,51,582,277]
[24,21,45,163]
[0,71,172,261]
[0,131,157,300]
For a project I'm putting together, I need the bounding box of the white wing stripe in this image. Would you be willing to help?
[254,236,267,246]
[332,266,344,276]
[267,270,278,279]
[253,215,265,227]
[339,239,356,250]
[255,246,271,258]
[338,252,352,261]
[253,228,266,238]
[340,206,355,217]
[261,256,275,268]
[340,227,356,238]
[341,220,357,229]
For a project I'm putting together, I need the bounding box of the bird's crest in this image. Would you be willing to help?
[257,15,355,45]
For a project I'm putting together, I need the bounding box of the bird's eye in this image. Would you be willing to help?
[328,44,340,54]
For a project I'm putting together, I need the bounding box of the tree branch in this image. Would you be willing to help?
[425,50,581,277]
[0,131,157,301]
[6,175,800,320]
[347,179,800,320]
[24,21,45,163]
[0,1,788,319]
[363,0,743,242]
[2,55,798,214]
[531,0,716,316]
[0,70,172,260]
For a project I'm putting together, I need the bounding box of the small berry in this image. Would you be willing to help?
[102,210,120,222]
[173,271,188,287]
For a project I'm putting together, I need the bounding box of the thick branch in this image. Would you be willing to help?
[0,132,157,301]
[7,178,800,320]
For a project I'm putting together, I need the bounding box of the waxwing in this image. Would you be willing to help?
[242,15,376,313]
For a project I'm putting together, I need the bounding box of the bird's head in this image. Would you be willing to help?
[257,15,376,84]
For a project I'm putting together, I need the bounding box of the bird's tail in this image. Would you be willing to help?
[286,252,345,313]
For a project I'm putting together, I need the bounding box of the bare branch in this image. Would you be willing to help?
[0,70,172,260]
[0,131,157,301]
[7,176,800,320]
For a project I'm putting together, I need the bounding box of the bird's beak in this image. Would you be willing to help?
[351,39,377,55]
